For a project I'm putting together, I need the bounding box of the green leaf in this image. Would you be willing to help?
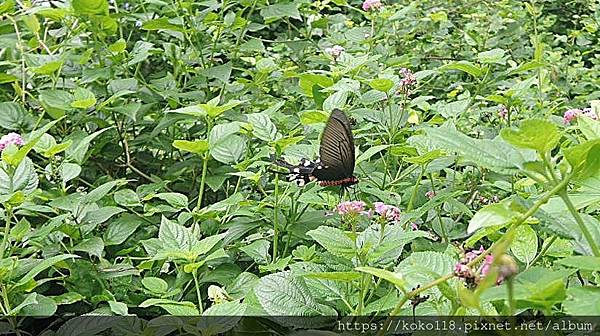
[142,277,169,293]
[396,251,455,289]
[303,271,362,282]
[113,189,141,207]
[323,90,348,112]
[254,271,337,324]
[246,113,278,142]
[82,180,121,204]
[108,38,127,53]
[477,48,506,64]
[210,134,246,164]
[510,225,538,265]
[70,87,97,109]
[555,256,600,271]
[9,293,39,315]
[240,239,270,265]
[127,41,154,66]
[0,102,27,130]
[298,73,334,97]
[38,90,73,119]
[199,301,247,334]
[306,226,355,259]
[108,300,128,315]
[73,237,104,257]
[66,127,112,164]
[200,62,232,83]
[173,139,209,154]
[155,192,188,209]
[0,157,38,195]
[30,60,63,75]
[424,124,535,175]
[139,298,199,315]
[15,254,78,287]
[369,78,394,93]
[563,139,600,180]
[501,119,559,154]
[467,202,514,234]
[104,214,142,245]
[260,3,300,23]
[577,116,600,141]
[72,0,108,15]
[355,267,407,292]
[563,287,600,315]
[439,61,483,78]
[141,18,184,32]
[82,206,125,226]
[20,294,57,316]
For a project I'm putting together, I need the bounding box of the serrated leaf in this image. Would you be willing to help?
[467,202,514,234]
[501,119,559,154]
[306,226,355,259]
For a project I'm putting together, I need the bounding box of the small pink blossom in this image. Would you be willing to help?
[480,255,494,277]
[373,201,401,222]
[336,200,366,216]
[362,0,382,11]
[425,190,436,199]
[498,105,508,120]
[0,132,25,151]
[410,222,418,230]
[563,108,581,124]
[325,45,345,58]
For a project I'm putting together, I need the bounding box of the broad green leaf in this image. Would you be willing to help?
[82,206,125,226]
[396,251,455,289]
[355,267,407,292]
[210,134,246,164]
[563,287,600,315]
[304,271,362,282]
[113,189,141,207]
[369,78,394,93]
[199,301,247,334]
[155,192,188,209]
[72,0,108,15]
[306,226,355,259]
[66,127,112,164]
[142,277,168,293]
[578,116,600,140]
[260,3,300,23]
[20,294,57,316]
[108,301,128,315]
[356,144,390,164]
[300,111,328,125]
[81,180,121,204]
[15,254,78,287]
[173,139,209,154]
[9,293,39,315]
[104,214,142,245]
[200,63,232,83]
[38,90,73,119]
[127,41,154,66]
[0,102,27,130]
[555,256,600,271]
[73,237,104,257]
[439,61,483,78]
[141,18,184,32]
[477,48,506,64]
[467,202,514,234]
[139,298,199,315]
[108,39,126,53]
[501,119,559,154]
[254,271,337,325]
[298,73,334,97]
[240,239,270,265]
[246,113,278,142]
[563,139,600,180]
[323,90,348,112]
[71,87,97,109]
[0,157,38,195]
[511,225,538,264]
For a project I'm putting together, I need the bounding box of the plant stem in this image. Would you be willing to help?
[528,235,557,268]
[559,191,600,257]
[193,270,203,314]
[1,206,13,259]
[196,153,209,210]
[272,174,280,262]
[406,166,424,212]
[507,277,515,315]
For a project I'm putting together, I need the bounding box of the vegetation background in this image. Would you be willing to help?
[1,0,600,333]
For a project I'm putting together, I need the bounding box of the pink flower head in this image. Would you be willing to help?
[0,132,25,151]
[410,222,418,230]
[480,255,494,277]
[563,108,581,124]
[398,68,417,91]
[498,105,508,120]
[362,0,382,11]
[325,45,345,58]
[373,202,401,222]
[336,200,366,216]
[425,190,436,199]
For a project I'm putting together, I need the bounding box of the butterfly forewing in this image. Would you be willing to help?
[315,109,355,181]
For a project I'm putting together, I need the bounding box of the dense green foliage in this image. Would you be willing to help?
[1,0,600,333]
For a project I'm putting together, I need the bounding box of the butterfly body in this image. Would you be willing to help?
[274,109,357,187]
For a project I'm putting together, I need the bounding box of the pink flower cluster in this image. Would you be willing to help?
[362,0,382,11]
[398,68,417,92]
[454,246,496,285]
[0,132,25,151]
[374,202,401,222]
[336,200,367,216]
[425,190,436,199]
[325,45,344,58]
[498,105,508,120]
[563,107,598,124]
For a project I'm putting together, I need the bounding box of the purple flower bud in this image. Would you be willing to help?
[325,45,345,58]
[336,200,366,216]
[563,108,581,124]
[362,0,382,11]
[498,105,508,120]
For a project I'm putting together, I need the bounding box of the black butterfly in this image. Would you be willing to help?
[274,109,358,187]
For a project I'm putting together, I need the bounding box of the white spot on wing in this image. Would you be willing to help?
[297,179,305,187]
[293,168,300,173]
